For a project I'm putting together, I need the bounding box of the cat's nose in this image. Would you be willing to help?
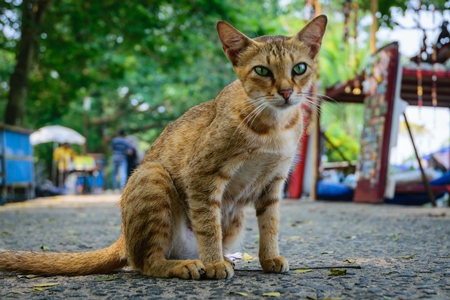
[278,89,293,100]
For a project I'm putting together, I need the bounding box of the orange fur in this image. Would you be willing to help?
[0,15,327,279]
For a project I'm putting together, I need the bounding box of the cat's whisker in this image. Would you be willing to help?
[240,101,267,130]
[247,102,269,130]
[227,99,267,147]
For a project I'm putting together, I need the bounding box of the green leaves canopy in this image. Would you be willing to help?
[0,0,283,153]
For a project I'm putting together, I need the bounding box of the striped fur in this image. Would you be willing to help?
[0,16,327,279]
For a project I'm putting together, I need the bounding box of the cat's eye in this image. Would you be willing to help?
[254,66,271,76]
[293,63,307,75]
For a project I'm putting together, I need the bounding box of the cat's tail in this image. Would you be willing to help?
[0,236,128,275]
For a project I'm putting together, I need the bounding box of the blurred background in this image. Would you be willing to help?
[0,0,449,203]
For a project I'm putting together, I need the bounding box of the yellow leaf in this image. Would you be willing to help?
[33,282,59,288]
[230,291,248,296]
[262,292,281,297]
[94,275,120,281]
[243,253,253,261]
[344,259,355,264]
[321,251,334,254]
[33,286,56,292]
[328,269,347,276]
[294,269,313,274]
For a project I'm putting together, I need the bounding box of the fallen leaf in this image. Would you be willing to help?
[1,231,8,236]
[230,291,248,296]
[40,245,50,252]
[344,259,355,264]
[262,292,281,297]
[33,282,59,287]
[293,269,313,274]
[399,254,415,259]
[94,275,120,281]
[428,212,446,218]
[393,237,399,242]
[321,251,334,254]
[328,269,347,276]
[243,253,254,261]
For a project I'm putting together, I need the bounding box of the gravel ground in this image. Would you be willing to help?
[0,195,449,299]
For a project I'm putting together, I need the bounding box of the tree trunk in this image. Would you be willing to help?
[4,0,52,126]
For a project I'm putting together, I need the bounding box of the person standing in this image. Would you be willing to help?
[125,135,143,179]
[110,129,131,191]
[53,142,76,190]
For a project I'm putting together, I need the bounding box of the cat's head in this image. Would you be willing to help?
[217,16,327,112]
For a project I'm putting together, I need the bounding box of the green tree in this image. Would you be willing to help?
[3,0,52,126]
[1,0,286,180]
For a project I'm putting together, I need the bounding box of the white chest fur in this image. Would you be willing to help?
[223,130,299,202]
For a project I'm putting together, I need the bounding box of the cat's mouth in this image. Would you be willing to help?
[273,99,299,109]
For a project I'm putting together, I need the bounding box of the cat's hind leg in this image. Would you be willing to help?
[222,209,246,269]
[120,163,205,279]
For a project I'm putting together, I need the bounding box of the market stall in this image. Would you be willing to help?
[0,124,34,205]
[321,42,450,205]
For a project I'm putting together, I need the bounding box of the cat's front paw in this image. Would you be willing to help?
[205,261,234,279]
[169,260,206,280]
[223,255,236,269]
[260,256,289,273]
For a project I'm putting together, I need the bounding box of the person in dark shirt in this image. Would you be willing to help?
[125,135,142,179]
[110,129,131,191]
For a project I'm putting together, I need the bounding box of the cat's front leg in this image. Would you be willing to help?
[189,191,234,279]
[255,177,289,273]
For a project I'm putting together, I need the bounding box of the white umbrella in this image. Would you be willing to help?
[30,125,86,145]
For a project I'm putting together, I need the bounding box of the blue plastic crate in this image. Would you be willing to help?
[4,159,34,185]
[3,130,33,156]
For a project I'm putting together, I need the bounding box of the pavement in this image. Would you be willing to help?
[0,194,449,299]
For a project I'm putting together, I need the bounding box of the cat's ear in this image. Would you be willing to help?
[295,15,327,58]
[217,21,253,65]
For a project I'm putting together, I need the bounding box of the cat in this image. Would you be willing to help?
[0,15,327,280]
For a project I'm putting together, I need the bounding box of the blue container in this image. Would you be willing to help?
[0,124,35,204]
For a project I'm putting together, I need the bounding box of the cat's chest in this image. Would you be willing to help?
[223,145,296,202]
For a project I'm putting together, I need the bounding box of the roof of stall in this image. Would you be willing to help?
[325,67,450,108]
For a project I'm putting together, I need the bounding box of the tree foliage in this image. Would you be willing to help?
[0,0,284,149]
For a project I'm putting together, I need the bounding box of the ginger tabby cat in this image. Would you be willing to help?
[0,15,327,279]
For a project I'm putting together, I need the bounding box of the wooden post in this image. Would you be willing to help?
[370,0,378,54]
[309,0,322,201]
[403,113,436,207]
[314,0,321,16]
[310,100,320,201]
